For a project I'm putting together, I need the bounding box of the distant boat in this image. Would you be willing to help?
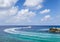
[49,27,60,33]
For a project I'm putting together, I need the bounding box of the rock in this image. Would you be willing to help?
[49,28,60,33]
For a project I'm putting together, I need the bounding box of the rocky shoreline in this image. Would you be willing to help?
[49,28,60,33]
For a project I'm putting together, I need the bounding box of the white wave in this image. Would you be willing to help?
[4,28,20,34]
[4,28,60,38]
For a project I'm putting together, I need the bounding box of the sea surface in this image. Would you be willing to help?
[0,25,60,42]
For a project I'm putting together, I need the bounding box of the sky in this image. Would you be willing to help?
[0,0,60,25]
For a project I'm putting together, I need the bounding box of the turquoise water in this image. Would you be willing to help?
[0,26,60,42]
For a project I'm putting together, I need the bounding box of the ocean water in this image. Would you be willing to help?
[0,25,60,42]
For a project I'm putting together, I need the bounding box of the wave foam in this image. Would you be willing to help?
[4,28,60,38]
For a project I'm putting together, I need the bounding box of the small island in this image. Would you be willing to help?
[49,27,60,33]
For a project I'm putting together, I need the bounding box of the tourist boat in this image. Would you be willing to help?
[49,27,60,33]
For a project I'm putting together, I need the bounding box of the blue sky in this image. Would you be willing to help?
[0,0,60,25]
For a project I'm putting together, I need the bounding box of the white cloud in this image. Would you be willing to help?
[40,9,50,14]
[36,5,43,9]
[24,0,43,7]
[0,6,18,21]
[0,0,36,24]
[8,6,18,16]
[24,0,43,9]
[0,0,18,19]
[0,0,51,25]
[41,15,51,21]
[16,9,36,20]
[0,0,18,8]
[6,9,36,23]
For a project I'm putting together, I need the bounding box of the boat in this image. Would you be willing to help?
[49,27,60,33]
